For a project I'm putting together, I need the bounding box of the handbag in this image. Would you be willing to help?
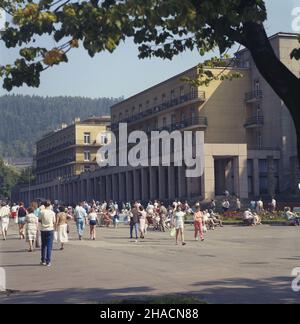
[170,228,176,237]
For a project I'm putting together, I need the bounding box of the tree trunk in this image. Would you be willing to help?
[241,22,300,167]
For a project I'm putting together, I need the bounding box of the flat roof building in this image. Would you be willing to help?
[16,33,300,205]
[35,115,110,187]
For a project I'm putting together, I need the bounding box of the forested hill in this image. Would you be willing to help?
[0,95,121,158]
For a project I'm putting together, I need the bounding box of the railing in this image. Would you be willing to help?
[244,116,264,128]
[245,90,263,102]
[75,140,103,146]
[146,116,208,133]
[36,157,75,172]
[37,140,75,157]
[248,145,280,151]
[111,91,206,131]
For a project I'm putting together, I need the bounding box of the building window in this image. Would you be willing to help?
[191,107,196,120]
[180,86,185,98]
[181,111,186,122]
[119,112,123,121]
[100,134,109,145]
[132,106,136,116]
[191,86,197,99]
[163,117,167,128]
[162,94,166,103]
[254,79,260,94]
[171,114,176,125]
[84,132,91,144]
[139,104,142,113]
[84,165,91,173]
[247,159,254,194]
[170,89,175,100]
[258,131,263,149]
[259,159,268,194]
[84,151,91,162]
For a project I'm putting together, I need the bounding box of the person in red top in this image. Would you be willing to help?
[194,206,204,242]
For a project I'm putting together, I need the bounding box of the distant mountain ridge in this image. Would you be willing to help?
[0,94,121,158]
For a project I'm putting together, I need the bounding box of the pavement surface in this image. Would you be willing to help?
[0,223,300,304]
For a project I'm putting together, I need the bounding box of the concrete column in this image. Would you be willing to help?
[204,155,215,201]
[149,167,157,200]
[118,173,125,202]
[112,174,119,202]
[158,167,166,200]
[253,158,260,197]
[126,171,133,202]
[267,156,276,197]
[233,155,249,199]
[106,176,112,201]
[178,166,187,199]
[133,170,139,201]
[168,166,175,200]
[99,176,105,201]
[141,168,149,201]
[89,178,94,201]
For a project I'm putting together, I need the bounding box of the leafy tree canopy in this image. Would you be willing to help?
[0,0,270,90]
[1,1,300,161]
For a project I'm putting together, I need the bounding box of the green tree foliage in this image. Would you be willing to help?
[16,166,36,185]
[0,94,121,158]
[0,158,19,198]
[0,1,300,162]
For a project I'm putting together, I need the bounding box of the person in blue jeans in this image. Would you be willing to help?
[74,202,87,240]
[130,204,140,242]
[39,201,56,267]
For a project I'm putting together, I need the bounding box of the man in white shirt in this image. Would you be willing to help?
[75,202,87,240]
[39,201,56,266]
[0,202,11,240]
[222,199,230,213]
[257,199,264,213]
[271,198,277,213]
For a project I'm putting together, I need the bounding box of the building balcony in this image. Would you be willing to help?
[111,91,206,131]
[37,141,75,158]
[146,116,208,133]
[245,90,263,103]
[244,116,264,128]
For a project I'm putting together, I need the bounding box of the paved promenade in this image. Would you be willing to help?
[1,223,300,304]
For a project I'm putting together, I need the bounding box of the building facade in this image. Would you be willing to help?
[16,33,300,205]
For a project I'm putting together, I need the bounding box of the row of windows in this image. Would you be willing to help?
[83,132,108,145]
[112,85,197,122]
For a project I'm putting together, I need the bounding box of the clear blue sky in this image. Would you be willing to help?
[0,0,299,99]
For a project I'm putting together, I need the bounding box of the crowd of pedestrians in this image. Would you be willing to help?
[0,195,299,267]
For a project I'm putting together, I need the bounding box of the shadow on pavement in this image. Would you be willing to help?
[0,286,155,304]
[0,276,299,304]
[191,276,300,304]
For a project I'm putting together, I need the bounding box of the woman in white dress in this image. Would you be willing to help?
[139,206,147,239]
[25,208,38,252]
[56,206,69,250]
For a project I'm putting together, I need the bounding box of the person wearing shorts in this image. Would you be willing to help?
[88,208,98,240]
[17,202,27,239]
[174,206,186,246]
